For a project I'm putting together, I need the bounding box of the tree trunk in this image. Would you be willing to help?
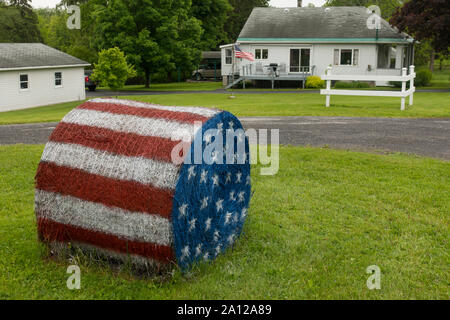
[144,69,150,88]
[429,50,435,72]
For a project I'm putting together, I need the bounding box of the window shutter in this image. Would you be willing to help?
[334,49,339,65]
[353,49,359,66]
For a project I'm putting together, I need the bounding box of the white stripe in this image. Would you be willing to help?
[62,108,198,142]
[89,98,220,118]
[36,190,173,246]
[41,142,180,190]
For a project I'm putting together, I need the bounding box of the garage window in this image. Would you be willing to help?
[20,74,29,90]
[55,72,62,87]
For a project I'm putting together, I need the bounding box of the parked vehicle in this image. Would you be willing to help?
[84,70,97,91]
[192,51,221,81]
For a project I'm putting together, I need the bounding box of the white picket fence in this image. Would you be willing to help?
[320,66,416,110]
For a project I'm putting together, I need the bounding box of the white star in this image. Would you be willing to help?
[229,191,236,201]
[228,121,234,130]
[204,133,213,144]
[227,234,235,245]
[236,172,242,183]
[200,170,208,183]
[215,244,221,256]
[216,199,224,212]
[203,252,209,261]
[195,244,202,256]
[225,172,231,184]
[188,218,197,232]
[233,212,239,224]
[211,150,220,163]
[181,245,190,260]
[178,204,188,218]
[217,123,224,133]
[212,174,219,186]
[237,132,245,143]
[213,229,220,242]
[224,212,232,225]
[246,175,251,185]
[241,208,248,220]
[238,191,245,203]
[188,166,196,180]
[205,217,212,231]
[200,197,209,210]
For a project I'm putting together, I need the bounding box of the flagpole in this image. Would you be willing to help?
[230,43,236,99]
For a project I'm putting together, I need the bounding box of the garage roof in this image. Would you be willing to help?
[0,43,90,71]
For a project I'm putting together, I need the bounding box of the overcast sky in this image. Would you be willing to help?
[31,0,327,9]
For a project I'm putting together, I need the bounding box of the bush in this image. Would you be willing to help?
[305,76,325,89]
[415,69,432,87]
[334,81,371,89]
[389,69,432,88]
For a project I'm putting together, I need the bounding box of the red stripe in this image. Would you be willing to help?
[49,122,186,163]
[37,217,175,264]
[78,101,209,124]
[35,162,174,219]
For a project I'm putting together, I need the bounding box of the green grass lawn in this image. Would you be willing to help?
[0,92,449,125]
[98,81,223,92]
[0,145,448,299]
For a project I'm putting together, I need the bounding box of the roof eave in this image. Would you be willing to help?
[0,64,92,72]
[237,38,413,44]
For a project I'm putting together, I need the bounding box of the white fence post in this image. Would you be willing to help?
[401,67,407,111]
[325,66,332,107]
[409,65,415,106]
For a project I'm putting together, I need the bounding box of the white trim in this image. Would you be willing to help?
[0,64,90,72]
[19,73,29,92]
[54,71,63,88]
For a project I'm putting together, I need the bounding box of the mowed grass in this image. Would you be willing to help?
[0,92,449,125]
[98,81,223,92]
[0,145,448,299]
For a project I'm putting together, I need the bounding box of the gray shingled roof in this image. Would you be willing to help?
[0,43,90,70]
[238,7,410,41]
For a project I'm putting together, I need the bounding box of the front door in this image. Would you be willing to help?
[290,49,311,73]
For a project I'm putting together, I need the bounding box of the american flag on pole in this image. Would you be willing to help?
[235,45,255,61]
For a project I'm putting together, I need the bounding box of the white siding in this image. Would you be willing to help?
[221,43,404,84]
[0,67,86,112]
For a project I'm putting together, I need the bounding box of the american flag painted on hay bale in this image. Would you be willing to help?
[35,98,251,270]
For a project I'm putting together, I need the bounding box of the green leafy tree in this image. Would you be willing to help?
[0,0,42,42]
[94,0,202,87]
[92,47,136,91]
[191,0,232,50]
[224,0,269,43]
[325,0,403,19]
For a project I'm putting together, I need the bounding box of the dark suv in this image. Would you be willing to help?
[84,70,97,91]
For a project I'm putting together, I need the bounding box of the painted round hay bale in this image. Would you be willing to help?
[35,98,251,270]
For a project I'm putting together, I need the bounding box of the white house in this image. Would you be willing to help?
[221,6,415,87]
[0,43,90,112]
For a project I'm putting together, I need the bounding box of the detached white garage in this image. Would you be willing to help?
[0,43,90,112]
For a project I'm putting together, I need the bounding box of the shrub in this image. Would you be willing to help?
[390,69,432,88]
[334,81,371,89]
[415,69,432,87]
[305,76,325,89]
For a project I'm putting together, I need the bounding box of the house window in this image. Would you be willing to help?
[225,49,232,65]
[334,49,359,66]
[19,74,29,90]
[255,49,268,60]
[55,72,62,87]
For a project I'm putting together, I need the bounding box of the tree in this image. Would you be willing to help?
[390,0,450,71]
[92,47,136,91]
[0,0,42,42]
[94,0,202,87]
[224,0,269,43]
[325,0,403,19]
[191,0,232,50]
